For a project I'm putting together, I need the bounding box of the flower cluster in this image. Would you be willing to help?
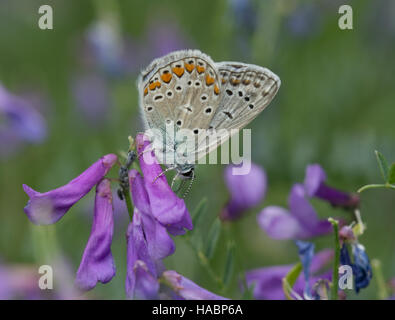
[23,133,226,299]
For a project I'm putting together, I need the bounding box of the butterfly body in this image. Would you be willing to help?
[137,49,280,180]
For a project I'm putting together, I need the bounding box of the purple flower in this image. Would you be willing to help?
[23,153,118,225]
[340,243,372,293]
[71,73,111,127]
[0,84,47,157]
[220,163,267,221]
[125,209,160,299]
[75,179,116,291]
[246,249,333,300]
[258,184,332,240]
[162,270,229,300]
[129,169,175,260]
[286,3,321,38]
[304,164,360,210]
[135,133,193,235]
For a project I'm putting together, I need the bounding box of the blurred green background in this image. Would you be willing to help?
[1,0,394,299]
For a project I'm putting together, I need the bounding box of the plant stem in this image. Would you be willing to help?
[358,183,395,193]
[371,259,389,300]
[328,218,340,300]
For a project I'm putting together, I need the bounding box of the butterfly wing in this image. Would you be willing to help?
[138,50,222,163]
[193,61,281,160]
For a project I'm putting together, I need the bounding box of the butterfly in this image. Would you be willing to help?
[137,49,280,192]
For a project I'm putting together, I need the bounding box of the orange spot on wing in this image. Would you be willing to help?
[161,73,172,83]
[230,79,240,86]
[196,65,205,74]
[172,67,185,77]
[185,63,194,73]
[214,84,220,95]
[221,78,226,84]
[205,74,215,86]
[144,87,148,96]
[148,81,161,90]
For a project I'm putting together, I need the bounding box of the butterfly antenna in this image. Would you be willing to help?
[182,170,195,198]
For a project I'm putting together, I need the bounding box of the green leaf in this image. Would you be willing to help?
[387,163,395,185]
[204,218,221,259]
[222,241,235,287]
[192,198,208,227]
[282,262,302,300]
[375,150,389,182]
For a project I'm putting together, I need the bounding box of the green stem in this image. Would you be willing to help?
[328,218,340,300]
[184,236,225,293]
[123,188,133,221]
[358,183,395,193]
[371,259,389,300]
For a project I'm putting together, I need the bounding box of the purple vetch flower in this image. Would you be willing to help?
[258,184,332,240]
[220,163,267,221]
[71,73,111,126]
[295,240,315,299]
[75,179,116,291]
[304,164,360,210]
[135,133,193,235]
[0,84,47,157]
[0,263,39,299]
[340,243,372,294]
[246,249,333,300]
[162,270,229,300]
[125,209,160,299]
[23,154,118,225]
[286,3,321,38]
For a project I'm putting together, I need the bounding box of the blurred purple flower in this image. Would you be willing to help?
[340,243,372,293]
[0,264,39,299]
[221,163,267,221]
[75,179,116,291]
[162,270,229,300]
[286,3,321,38]
[145,19,190,59]
[304,164,360,210]
[71,73,111,126]
[246,249,333,300]
[295,240,315,299]
[258,184,332,240]
[0,84,47,157]
[23,154,118,225]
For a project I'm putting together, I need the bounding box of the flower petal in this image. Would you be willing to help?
[162,270,228,300]
[304,164,327,197]
[136,133,192,231]
[23,154,117,225]
[258,206,303,240]
[221,163,267,221]
[125,211,159,299]
[130,169,175,260]
[75,179,116,291]
[288,184,332,237]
